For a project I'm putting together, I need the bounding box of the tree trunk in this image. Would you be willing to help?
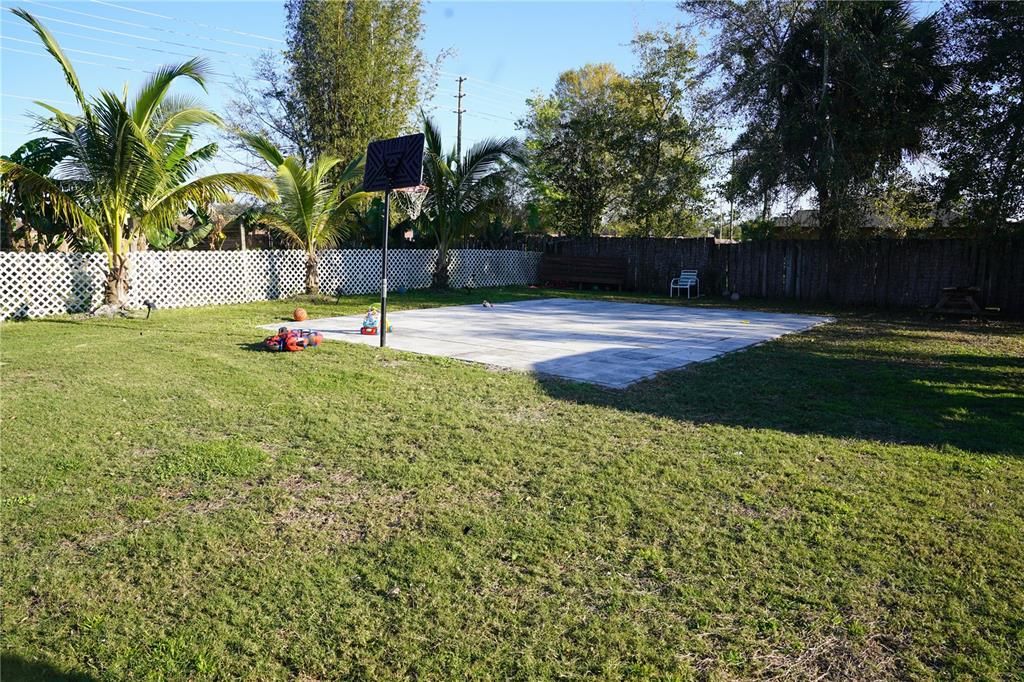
[432,244,451,288]
[104,252,130,306]
[988,119,1022,233]
[816,182,840,241]
[305,252,320,296]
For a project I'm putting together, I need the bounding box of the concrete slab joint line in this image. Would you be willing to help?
[263,298,831,389]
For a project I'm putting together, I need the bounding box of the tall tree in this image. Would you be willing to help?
[228,2,444,171]
[933,1,1024,234]
[287,0,426,162]
[685,0,949,239]
[0,10,275,305]
[520,64,624,236]
[611,30,712,236]
[241,133,367,295]
[420,116,521,288]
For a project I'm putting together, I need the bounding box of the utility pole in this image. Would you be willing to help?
[454,76,466,162]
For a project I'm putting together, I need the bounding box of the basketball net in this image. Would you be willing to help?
[394,184,429,220]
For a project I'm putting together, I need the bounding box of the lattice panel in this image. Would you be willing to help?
[449,249,542,288]
[318,249,436,295]
[0,252,106,319]
[1,249,542,319]
[127,250,306,310]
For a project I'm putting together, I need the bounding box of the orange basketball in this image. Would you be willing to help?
[293,307,308,322]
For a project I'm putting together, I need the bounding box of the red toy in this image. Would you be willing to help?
[263,327,323,352]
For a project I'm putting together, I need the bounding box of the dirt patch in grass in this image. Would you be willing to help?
[273,472,417,543]
[754,622,904,680]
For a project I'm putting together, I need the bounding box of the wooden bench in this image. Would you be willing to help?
[538,255,627,290]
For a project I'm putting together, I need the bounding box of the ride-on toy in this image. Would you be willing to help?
[360,307,392,335]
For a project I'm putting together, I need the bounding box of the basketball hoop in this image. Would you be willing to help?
[394,184,429,220]
[363,133,426,348]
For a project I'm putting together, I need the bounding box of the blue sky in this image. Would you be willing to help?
[1,0,683,167]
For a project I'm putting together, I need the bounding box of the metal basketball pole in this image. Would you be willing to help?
[380,186,390,348]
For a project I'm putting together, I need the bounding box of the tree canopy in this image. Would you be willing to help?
[685,0,949,239]
[229,0,429,167]
[932,0,1024,235]
[520,33,713,238]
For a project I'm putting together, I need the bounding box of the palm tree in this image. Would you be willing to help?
[240,133,367,295]
[421,116,521,288]
[0,10,276,306]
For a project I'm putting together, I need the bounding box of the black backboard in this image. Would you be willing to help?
[363,133,425,192]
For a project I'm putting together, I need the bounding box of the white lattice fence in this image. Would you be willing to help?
[449,249,541,288]
[318,249,438,295]
[0,252,106,318]
[1,249,542,319]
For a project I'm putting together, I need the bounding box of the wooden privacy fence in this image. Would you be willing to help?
[542,237,1024,316]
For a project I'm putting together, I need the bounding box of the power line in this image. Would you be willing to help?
[89,0,284,45]
[25,0,157,30]
[3,92,72,104]
[1,45,235,86]
[437,83,525,106]
[14,11,160,42]
[4,34,133,62]
[3,21,240,79]
[466,110,518,124]
[20,2,265,54]
[437,88,522,111]
[439,71,533,98]
[3,15,264,82]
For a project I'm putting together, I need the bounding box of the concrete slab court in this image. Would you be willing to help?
[263,298,831,389]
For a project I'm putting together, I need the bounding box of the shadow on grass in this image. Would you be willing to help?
[0,654,96,682]
[537,317,1024,457]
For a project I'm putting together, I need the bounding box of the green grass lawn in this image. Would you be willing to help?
[2,288,1022,680]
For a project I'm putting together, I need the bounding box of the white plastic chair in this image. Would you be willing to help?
[669,270,699,298]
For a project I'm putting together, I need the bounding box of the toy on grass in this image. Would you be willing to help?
[263,327,323,352]
[293,307,308,322]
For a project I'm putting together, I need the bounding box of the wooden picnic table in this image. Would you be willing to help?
[932,286,984,316]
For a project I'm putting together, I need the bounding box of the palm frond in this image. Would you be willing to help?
[238,131,285,169]
[275,157,318,241]
[309,155,343,186]
[259,212,305,249]
[132,58,210,131]
[459,137,521,189]
[3,137,73,173]
[32,102,80,133]
[422,114,445,159]
[337,154,365,186]
[10,9,89,113]
[153,104,222,139]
